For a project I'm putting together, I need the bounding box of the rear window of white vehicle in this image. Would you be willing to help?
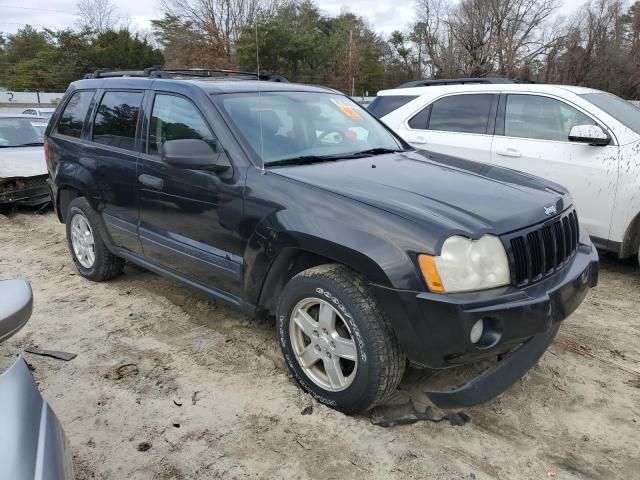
[368,95,417,118]
[581,92,640,135]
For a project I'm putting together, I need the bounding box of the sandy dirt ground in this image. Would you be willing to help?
[1,209,639,480]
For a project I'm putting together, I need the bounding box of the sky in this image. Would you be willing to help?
[0,0,588,37]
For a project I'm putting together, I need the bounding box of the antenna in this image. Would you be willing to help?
[255,22,260,77]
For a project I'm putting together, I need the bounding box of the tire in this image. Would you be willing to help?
[65,197,124,281]
[276,264,406,414]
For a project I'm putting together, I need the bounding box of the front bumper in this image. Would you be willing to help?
[0,175,51,206]
[371,243,598,406]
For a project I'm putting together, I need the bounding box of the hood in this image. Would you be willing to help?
[0,147,47,178]
[271,150,571,236]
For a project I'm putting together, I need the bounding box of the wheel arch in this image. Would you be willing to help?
[620,210,640,259]
[252,241,394,317]
[54,162,102,223]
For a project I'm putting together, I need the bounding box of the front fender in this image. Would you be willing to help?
[243,207,426,307]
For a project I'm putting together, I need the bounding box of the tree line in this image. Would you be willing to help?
[1,0,640,99]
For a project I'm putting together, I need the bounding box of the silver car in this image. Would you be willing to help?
[0,280,73,479]
[0,114,51,207]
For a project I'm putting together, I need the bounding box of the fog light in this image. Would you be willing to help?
[470,319,484,344]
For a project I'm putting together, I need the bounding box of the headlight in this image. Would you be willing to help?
[418,235,510,293]
[579,221,590,244]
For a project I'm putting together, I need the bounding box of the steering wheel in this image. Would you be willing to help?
[316,130,344,145]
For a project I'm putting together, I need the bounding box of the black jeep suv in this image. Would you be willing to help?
[44,68,598,414]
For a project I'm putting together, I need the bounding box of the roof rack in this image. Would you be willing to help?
[83,66,288,82]
[395,77,515,88]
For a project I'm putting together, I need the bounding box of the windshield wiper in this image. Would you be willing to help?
[265,155,343,168]
[265,148,409,168]
[15,142,44,147]
[342,147,408,157]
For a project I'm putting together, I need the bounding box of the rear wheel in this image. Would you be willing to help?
[66,197,124,281]
[276,264,405,414]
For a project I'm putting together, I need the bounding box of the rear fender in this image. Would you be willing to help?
[0,358,73,480]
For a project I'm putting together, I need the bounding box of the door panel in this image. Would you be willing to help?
[86,89,144,255]
[491,94,618,240]
[137,93,245,297]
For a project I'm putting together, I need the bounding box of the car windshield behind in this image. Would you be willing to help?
[0,117,47,147]
[580,92,640,135]
[214,91,405,167]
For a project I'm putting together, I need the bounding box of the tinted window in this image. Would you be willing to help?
[505,95,594,142]
[408,105,431,129]
[92,91,143,150]
[580,92,640,134]
[149,94,217,156]
[57,90,94,138]
[368,95,418,118]
[428,94,494,134]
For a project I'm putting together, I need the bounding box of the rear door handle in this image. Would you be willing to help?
[138,174,164,190]
[495,147,521,158]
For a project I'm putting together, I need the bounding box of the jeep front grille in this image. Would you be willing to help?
[506,209,579,287]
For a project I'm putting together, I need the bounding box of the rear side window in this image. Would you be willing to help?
[408,105,431,129]
[92,91,143,150]
[57,90,94,138]
[368,95,417,118]
[428,94,494,134]
[148,94,217,156]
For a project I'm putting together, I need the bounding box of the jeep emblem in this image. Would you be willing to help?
[544,205,557,216]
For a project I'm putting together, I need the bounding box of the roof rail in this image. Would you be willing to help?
[395,77,515,88]
[83,66,288,82]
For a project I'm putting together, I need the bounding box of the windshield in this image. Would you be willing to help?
[0,117,47,147]
[214,91,405,167]
[580,92,640,135]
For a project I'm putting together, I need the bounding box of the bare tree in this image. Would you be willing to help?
[448,0,497,76]
[490,0,561,77]
[160,0,265,66]
[76,0,118,34]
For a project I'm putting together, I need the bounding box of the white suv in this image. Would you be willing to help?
[374,83,640,263]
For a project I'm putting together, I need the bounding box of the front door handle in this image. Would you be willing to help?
[138,174,164,190]
[411,136,428,144]
[495,147,521,158]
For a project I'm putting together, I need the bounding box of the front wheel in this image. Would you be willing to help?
[276,264,405,414]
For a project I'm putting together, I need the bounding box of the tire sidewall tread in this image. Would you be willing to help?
[65,197,124,282]
[277,264,405,414]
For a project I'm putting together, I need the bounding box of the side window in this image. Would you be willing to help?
[57,90,94,138]
[92,91,143,150]
[505,95,595,142]
[408,105,431,129]
[148,94,218,156]
[427,94,494,134]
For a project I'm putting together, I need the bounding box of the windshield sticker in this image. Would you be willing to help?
[30,122,48,128]
[330,99,363,121]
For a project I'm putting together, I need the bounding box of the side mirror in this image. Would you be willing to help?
[568,125,611,146]
[0,280,33,343]
[162,139,229,172]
